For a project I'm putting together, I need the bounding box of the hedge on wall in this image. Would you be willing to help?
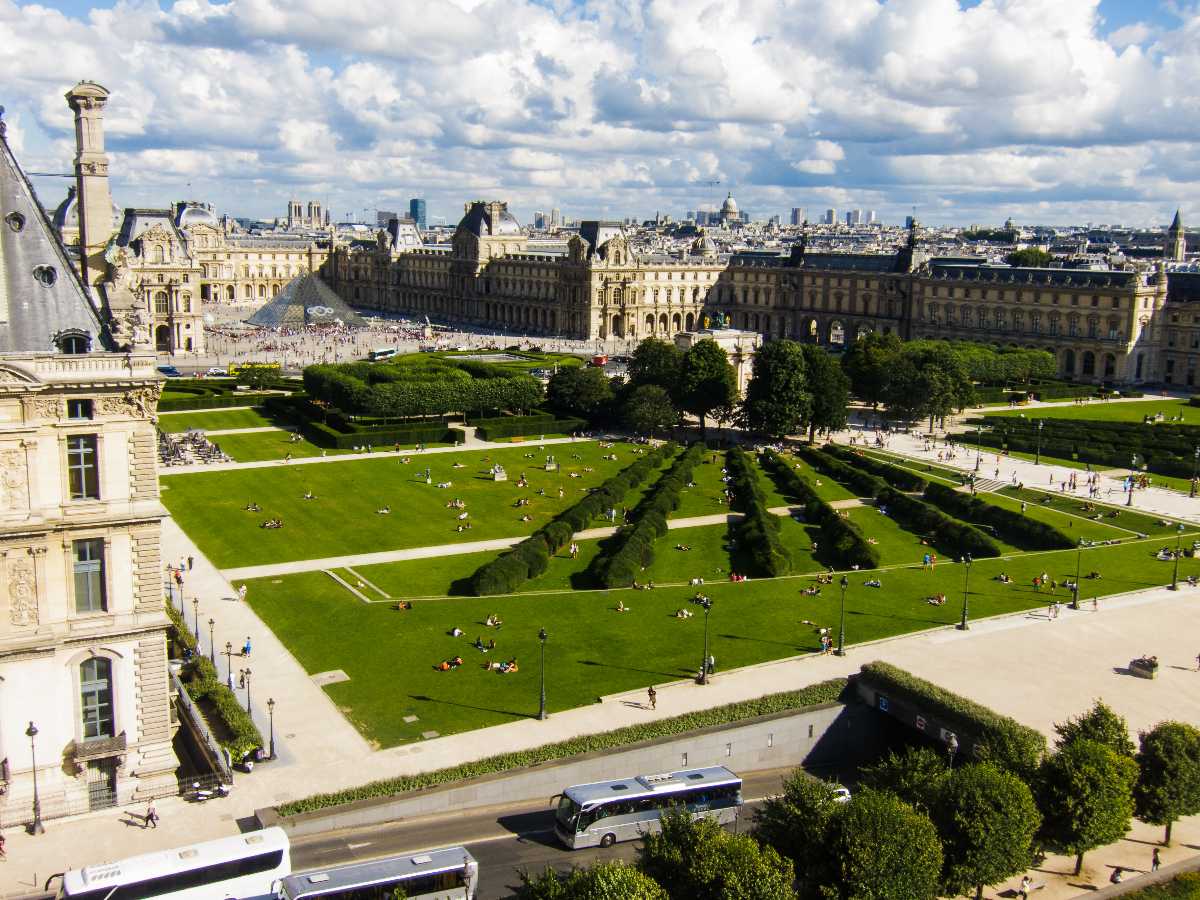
[301,420,457,449]
[475,416,588,441]
[158,392,274,412]
[923,482,1075,551]
[858,661,1046,779]
[592,443,700,587]
[469,447,670,595]
[727,447,792,577]
[763,450,880,571]
[277,677,849,817]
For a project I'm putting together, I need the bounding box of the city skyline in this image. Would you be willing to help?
[0,0,1195,228]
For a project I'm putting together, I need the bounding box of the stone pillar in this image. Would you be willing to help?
[65,82,113,293]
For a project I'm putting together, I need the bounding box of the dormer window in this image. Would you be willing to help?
[58,333,90,354]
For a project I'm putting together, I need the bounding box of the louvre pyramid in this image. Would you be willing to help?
[246,274,367,328]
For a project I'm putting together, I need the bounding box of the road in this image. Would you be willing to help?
[290,767,805,899]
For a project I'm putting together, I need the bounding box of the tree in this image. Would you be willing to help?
[1037,738,1138,875]
[741,339,810,438]
[857,746,949,814]
[841,331,901,409]
[236,364,277,391]
[639,810,796,900]
[1054,700,1136,758]
[629,338,683,399]
[819,788,943,900]
[799,344,850,442]
[516,862,668,900]
[1134,721,1200,845]
[930,763,1041,900]
[1006,248,1053,267]
[623,384,679,436]
[677,340,737,435]
[546,366,613,419]
[754,772,842,894]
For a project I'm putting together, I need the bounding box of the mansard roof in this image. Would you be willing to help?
[928,263,1137,289]
[0,115,108,353]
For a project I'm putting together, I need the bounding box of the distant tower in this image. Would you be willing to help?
[1166,209,1185,262]
[65,81,115,292]
[287,200,302,228]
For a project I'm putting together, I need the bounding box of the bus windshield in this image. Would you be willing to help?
[556,796,581,832]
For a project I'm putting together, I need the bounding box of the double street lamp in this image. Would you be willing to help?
[267,698,277,760]
[957,554,973,631]
[699,597,714,684]
[1128,455,1138,507]
[1191,445,1199,499]
[1034,420,1044,466]
[26,721,44,835]
[1071,539,1084,609]
[240,667,253,717]
[1171,524,1186,591]
[835,575,848,656]
[208,618,216,665]
[537,628,548,720]
[224,641,234,689]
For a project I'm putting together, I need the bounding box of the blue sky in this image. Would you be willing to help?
[2,0,1198,227]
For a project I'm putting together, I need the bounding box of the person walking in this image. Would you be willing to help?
[647,686,657,711]
[1152,847,1161,871]
[1018,875,1031,899]
[243,636,252,657]
[187,555,194,571]
[146,800,159,829]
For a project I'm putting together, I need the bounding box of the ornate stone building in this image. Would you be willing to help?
[0,107,178,823]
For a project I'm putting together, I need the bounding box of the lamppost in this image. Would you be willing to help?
[957,554,973,630]
[26,721,44,834]
[267,698,277,760]
[240,668,252,717]
[224,641,234,689]
[537,627,548,720]
[192,597,200,640]
[1191,445,1199,499]
[974,424,981,472]
[1034,420,1044,466]
[1128,455,1137,507]
[699,597,714,684]
[835,575,848,656]
[207,617,215,665]
[1171,524,1186,590]
[1071,539,1084,609]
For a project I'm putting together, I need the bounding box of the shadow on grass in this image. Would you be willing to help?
[578,659,689,680]
[718,632,800,650]
[447,576,476,597]
[409,693,532,720]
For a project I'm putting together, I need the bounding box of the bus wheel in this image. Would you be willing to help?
[600,833,616,848]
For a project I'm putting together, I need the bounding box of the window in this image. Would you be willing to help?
[67,399,93,420]
[33,265,57,286]
[80,657,114,740]
[67,434,99,500]
[154,292,169,315]
[59,334,90,354]
[73,539,106,613]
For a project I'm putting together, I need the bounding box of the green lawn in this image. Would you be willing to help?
[208,431,357,462]
[158,408,275,432]
[672,453,734,518]
[983,397,1194,424]
[996,487,1187,535]
[241,534,1200,748]
[1123,873,1200,899]
[163,442,644,568]
[773,453,858,503]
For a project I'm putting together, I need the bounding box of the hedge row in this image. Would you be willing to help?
[763,450,879,570]
[164,602,263,760]
[923,482,1075,551]
[797,446,890,499]
[592,444,704,587]
[158,392,275,412]
[301,419,457,449]
[277,677,848,816]
[475,416,588,441]
[857,661,1046,778]
[469,447,671,595]
[727,447,792,577]
[822,445,928,492]
[1030,383,1096,401]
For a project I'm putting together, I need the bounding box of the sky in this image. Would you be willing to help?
[1,0,1198,228]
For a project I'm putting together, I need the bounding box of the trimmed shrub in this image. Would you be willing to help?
[923,482,1074,551]
[823,445,928,491]
[797,446,888,499]
[475,416,588,441]
[877,486,1001,559]
[727,447,791,577]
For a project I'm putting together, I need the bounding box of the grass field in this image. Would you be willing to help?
[163,442,649,568]
[983,397,1194,424]
[158,407,275,432]
[207,431,357,462]
[1123,873,1200,899]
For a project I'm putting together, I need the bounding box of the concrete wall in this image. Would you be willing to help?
[259,700,883,838]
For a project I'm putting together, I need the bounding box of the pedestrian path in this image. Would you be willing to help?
[203,426,286,436]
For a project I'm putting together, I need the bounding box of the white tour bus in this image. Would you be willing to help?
[57,827,290,899]
[368,347,398,361]
[554,766,743,849]
[280,846,478,899]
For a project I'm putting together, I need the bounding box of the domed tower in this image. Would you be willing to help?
[720,192,740,226]
[1165,209,1185,263]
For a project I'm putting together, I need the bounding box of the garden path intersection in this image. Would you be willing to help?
[4,414,1200,898]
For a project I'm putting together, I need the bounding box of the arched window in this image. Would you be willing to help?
[80,657,114,740]
[152,245,165,264]
[1081,351,1096,376]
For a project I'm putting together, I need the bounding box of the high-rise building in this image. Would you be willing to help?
[790,207,805,226]
[905,215,916,229]
[867,210,877,224]
[533,211,546,229]
[377,210,399,227]
[850,209,863,225]
[409,198,427,229]
[551,208,562,228]
[824,208,837,225]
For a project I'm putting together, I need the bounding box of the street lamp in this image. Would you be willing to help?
[1034,420,1044,466]
[240,668,253,717]
[267,698,277,760]
[835,575,848,656]
[26,721,44,834]
[1171,524,1186,590]
[974,424,981,472]
[207,617,215,665]
[1127,455,1137,507]
[192,597,200,640]
[1071,539,1084,609]
[537,628,548,720]
[957,554,973,630]
[699,597,714,684]
[1191,445,1199,499]
[224,641,234,689]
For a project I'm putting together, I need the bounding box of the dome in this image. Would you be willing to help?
[721,192,739,215]
[457,201,524,237]
[177,204,219,229]
[52,187,119,235]
[690,231,717,258]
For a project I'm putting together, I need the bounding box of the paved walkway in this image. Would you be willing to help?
[203,426,286,436]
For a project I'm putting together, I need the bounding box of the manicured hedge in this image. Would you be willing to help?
[876,486,1001,559]
[301,419,456,449]
[277,677,848,816]
[158,392,275,412]
[923,482,1075,551]
[1031,384,1095,401]
[469,447,670,595]
[475,416,588,441]
[857,661,1046,778]
[823,445,928,491]
[727,447,792,577]
[763,450,880,570]
[797,446,889,499]
[592,444,701,587]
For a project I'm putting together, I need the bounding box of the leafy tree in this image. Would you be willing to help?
[819,788,943,900]
[236,364,277,391]
[930,763,1041,900]
[841,331,902,409]
[516,862,668,900]
[629,338,683,399]
[1006,248,1053,267]
[639,810,796,900]
[799,344,849,442]
[1134,721,1200,846]
[677,340,737,435]
[741,339,811,438]
[857,746,949,814]
[624,384,679,436]
[546,366,614,419]
[754,772,842,893]
[1054,700,1136,757]
[1037,738,1138,875]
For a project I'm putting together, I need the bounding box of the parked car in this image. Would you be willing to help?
[206,366,228,377]
[156,365,183,378]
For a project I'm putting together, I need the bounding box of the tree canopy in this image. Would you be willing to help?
[740,339,811,438]
[623,384,679,436]
[1006,248,1054,267]
[546,366,615,419]
[799,344,850,441]
[628,338,684,399]
[1054,699,1136,758]
[516,862,669,900]
[677,339,738,434]
[754,773,844,895]
[857,746,949,815]
[1134,721,1200,846]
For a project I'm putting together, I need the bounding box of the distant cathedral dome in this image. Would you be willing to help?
[690,230,717,258]
[720,193,739,216]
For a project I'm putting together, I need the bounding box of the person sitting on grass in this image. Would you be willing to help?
[485,614,503,628]
[616,600,630,612]
[376,505,391,515]
[676,544,690,551]
[675,608,693,618]
[474,636,488,652]
[994,572,1011,583]
[302,490,316,500]
[435,660,451,671]
[499,658,519,674]
[393,600,412,611]
[450,627,464,637]
[927,593,947,606]
[449,656,464,668]
[802,586,822,596]
[864,578,882,588]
